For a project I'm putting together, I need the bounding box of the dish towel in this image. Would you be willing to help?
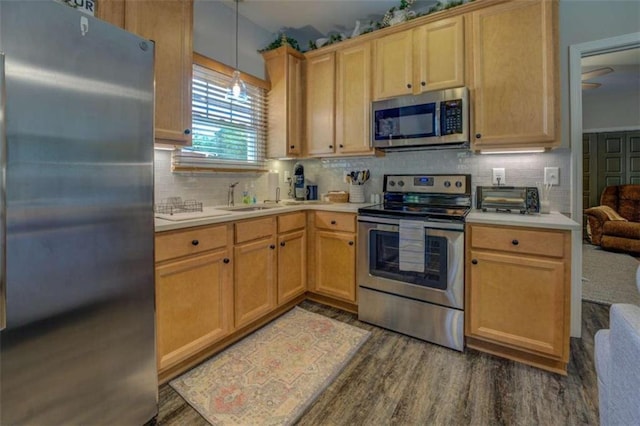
[399,219,425,272]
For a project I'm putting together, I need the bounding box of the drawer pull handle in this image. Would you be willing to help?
[269,244,276,250]
[331,220,337,225]
[475,133,482,139]
[471,259,478,265]
[191,240,199,246]
[406,83,412,89]
[512,239,519,246]
[280,241,286,247]
[290,145,295,149]
[223,258,230,264]
[420,81,426,87]
[348,241,354,246]
[184,129,191,135]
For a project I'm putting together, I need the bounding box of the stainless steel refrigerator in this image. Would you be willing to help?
[0,2,158,424]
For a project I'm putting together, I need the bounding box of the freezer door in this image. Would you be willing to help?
[0,2,157,425]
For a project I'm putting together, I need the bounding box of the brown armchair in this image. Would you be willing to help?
[585,185,640,255]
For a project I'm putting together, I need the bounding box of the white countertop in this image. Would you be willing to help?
[155,202,372,232]
[466,210,580,231]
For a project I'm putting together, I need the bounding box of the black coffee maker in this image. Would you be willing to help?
[293,163,305,201]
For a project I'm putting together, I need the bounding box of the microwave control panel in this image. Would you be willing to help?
[440,100,463,135]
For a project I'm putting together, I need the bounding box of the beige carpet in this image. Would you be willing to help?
[170,307,370,425]
[582,244,640,305]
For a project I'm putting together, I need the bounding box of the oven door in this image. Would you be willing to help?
[357,215,464,309]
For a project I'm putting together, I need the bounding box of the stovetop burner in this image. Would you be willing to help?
[358,174,472,222]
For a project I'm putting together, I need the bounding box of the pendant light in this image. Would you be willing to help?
[226,0,248,102]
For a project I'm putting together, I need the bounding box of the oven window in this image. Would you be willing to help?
[368,230,447,290]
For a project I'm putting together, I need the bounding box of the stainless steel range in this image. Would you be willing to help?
[357,174,471,351]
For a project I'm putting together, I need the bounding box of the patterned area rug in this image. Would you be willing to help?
[170,307,370,425]
[582,244,640,305]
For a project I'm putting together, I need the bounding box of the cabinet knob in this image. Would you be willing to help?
[184,129,191,135]
[421,81,426,87]
[269,244,276,249]
[290,145,295,149]
[330,220,337,225]
[329,145,334,149]
[339,144,344,148]
[475,133,482,139]
[471,259,478,265]
[512,239,519,246]
[348,241,354,246]
[223,258,230,264]
[280,241,286,247]
[406,83,412,89]
[191,239,199,246]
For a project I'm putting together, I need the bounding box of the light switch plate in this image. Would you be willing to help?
[492,168,506,185]
[544,167,559,185]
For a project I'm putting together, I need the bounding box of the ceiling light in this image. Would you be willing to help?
[226,0,247,102]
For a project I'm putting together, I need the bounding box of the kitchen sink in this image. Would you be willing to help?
[218,205,283,212]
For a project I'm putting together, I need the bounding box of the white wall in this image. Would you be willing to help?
[193,0,274,80]
[582,89,640,131]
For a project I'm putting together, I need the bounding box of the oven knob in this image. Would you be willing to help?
[444,181,451,188]
[398,180,405,187]
[388,181,396,187]
[455,181,462,188]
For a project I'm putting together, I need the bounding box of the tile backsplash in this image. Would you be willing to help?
[154,148,572,213]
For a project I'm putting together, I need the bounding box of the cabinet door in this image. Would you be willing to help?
[336,42,374,155]
[314,231,356,302]
[466,250,566,358]
[306,52,336,156]
[125,0,193,145]
[278,230,306,304]
[373,30,413,100]
[469,0,556,149]
[287,54,304,156]
[414,16,464,92]
[234,237,277,328]
[156,250,232,371]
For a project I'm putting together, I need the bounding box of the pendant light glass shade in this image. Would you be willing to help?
[227,70,248,101]
[226,0,247,102]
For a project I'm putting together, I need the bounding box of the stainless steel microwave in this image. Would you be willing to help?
[371,87,469,151]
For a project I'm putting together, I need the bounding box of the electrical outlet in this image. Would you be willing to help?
[492,168,506,185]
[544,167,559,185]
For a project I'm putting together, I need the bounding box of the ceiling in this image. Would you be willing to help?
[581,48,640,95]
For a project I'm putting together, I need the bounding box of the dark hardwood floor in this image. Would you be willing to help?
[157,301,609,425]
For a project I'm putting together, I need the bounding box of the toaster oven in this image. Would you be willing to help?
[476,186,540,214]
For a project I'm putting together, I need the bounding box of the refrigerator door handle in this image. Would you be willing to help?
[0,52,6,331]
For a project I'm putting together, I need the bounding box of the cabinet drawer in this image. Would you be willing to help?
[315,211,356,233]
[278,212,306,233]
[235,217,276,244]
[156,225,227,262]
[470,225,565,258]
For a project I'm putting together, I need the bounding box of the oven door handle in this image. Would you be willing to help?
[358,215,464,231]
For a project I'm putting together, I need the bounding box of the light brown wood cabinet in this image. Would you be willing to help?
[467,0,558,150]
[97,0,193,145]
[262,46,304,158]
[305,52,336,156]
[154,224,233,372]
[233,217,277,329]
[465,223,571,374]
[277,212,307,304]
[373,16,464,100]
[308,212,357,304]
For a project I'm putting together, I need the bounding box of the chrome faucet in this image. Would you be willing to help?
[228,182,239,206]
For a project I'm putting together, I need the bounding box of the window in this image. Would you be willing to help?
[172,55,268,171]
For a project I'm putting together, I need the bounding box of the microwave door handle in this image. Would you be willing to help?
[434,102,441,137]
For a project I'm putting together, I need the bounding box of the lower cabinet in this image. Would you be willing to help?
[155,224,233,372]
[277,212,307,304]
[465,223,571,374]
[309,212,357,304]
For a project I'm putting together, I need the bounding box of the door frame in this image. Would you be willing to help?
[569,32,640,337]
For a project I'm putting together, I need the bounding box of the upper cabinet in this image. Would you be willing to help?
[97,0,194,145]
[373,16,464,100]
[262,46,304,159]
[305,52,336,156]
[468,0,558,151]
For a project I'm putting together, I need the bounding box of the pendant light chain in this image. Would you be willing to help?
[235,0,239,70]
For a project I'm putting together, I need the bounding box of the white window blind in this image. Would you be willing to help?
[173,63,267,170]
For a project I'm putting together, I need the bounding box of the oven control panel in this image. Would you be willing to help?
[384,174,470,194]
